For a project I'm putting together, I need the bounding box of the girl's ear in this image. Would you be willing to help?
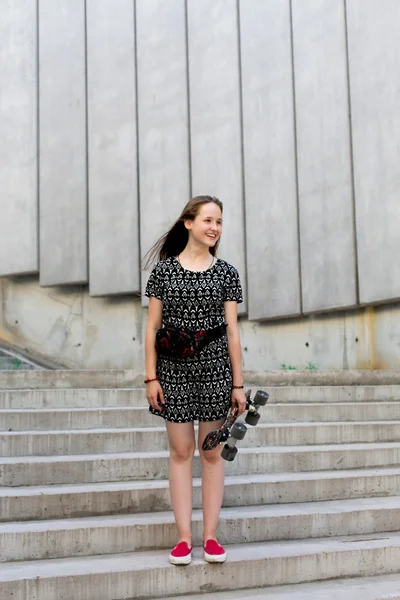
[183,219,192,231]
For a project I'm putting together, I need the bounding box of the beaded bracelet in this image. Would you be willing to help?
[232,385,244,390]
[144,377,158,384]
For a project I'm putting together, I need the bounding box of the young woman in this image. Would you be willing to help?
[144,195,246,565]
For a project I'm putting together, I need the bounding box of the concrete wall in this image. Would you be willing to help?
[87,0,140,297]
[346,0,400,305]
[2,276,400,371]
[0,1,38,277]
[293,0,357,314]
[1,0,400,369]
[2,0,400,315]
[38,0,88,286]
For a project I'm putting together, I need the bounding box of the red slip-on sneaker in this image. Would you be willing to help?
[169,541,193,565]
[203,539,227,563]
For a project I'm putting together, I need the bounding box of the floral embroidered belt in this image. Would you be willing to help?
[155,322,228,359]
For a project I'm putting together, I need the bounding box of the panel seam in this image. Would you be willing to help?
[236,0,249,316]
[343,0,360,305]
[36,0,40,274]
[289,0,304,315]
[184,0,193,198]
[84,0,90,286]
[133,0,142,293]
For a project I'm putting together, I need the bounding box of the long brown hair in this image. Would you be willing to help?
[143,195,223,269]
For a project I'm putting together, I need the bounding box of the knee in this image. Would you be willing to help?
[199,447,222,465]
[170,443,195,463]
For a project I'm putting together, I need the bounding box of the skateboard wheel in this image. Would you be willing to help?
[221,445,238,461]
[231,422,247,440]
[253,390,269,406]
[245,411,260,426]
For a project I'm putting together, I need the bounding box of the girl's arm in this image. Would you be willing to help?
[225,301,247,415]
[145,296,164,411]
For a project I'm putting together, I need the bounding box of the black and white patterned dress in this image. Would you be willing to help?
[145,256,243,423]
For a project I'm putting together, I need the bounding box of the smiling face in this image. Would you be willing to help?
[185,202,223,248]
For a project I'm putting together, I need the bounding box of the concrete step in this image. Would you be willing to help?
[2,533,400,599]
[1,369,400,389]
[4,403,400,431]
[3,497,400,561]
[5,421,400,456]
[265,402,400,422]
[0,426,165,456]
[157,574,400,600]
[2,467,400,522]
[3,443,400,486]
[0,388,146,409]
[2,385,400,408]
[0,407,155,432]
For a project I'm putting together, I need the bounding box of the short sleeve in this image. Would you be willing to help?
[145,262,164,301]
[223,266,243,303]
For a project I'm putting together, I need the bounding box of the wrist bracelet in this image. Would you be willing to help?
[232,385,244,389]
[144,377,158,384]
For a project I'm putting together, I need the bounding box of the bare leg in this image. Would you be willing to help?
[198,418,225,541]
[166,421,196,544]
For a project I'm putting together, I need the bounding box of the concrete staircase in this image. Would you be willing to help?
[2,371,400,599]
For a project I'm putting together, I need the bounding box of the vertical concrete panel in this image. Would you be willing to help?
[347,0,400,304]
[292,0,357,313]
[39,0,87,285]
[136,0,190,302]
[0,0,38,276]
[187,0,247,312]
[240,0,300,320]
[86,0,139,296]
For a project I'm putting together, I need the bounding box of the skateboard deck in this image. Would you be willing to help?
[202,389,253,452]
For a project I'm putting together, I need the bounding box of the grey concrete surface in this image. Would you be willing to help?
[2,384,400,404]
[5,421,400,456]
[293,0,357,313]
[5,401,400,430]
[158,574,400,600]
[347,0,400,304]
[86,0,140,296]
[3,497,400,561]
[1,0,400,328]
[136,0,190,304]
[2,467,400,522]
[3,534,400,600]
[0,0,38,277]
[38,0,87,286]
[1,376,400,597]
[7,277,400,371]
[4,367,400,390]
[187,0,247,313]
[0,388,148,407]
[0,406,153,429]
[240,0,301,320]
[2,442,400,486]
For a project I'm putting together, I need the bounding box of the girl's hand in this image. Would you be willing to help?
[146,380,165,412]
[231,388,247,416]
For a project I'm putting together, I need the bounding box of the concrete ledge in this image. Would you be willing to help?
[0,340,62,370]
[158,574,400,600]
[2,443,400,486]
[4,403,400,431]
[1,386,400,409]
[2,497,400,561]
[4,422,400,456]
[0,407,155,431]
[3,534,400,600]
[2,369,400,390]
[2,468,400,522]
